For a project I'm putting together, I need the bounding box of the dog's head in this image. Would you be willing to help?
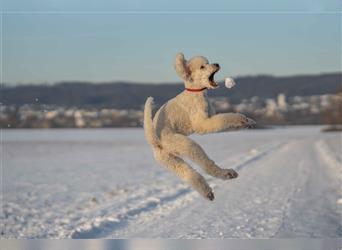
[174,52,220,89]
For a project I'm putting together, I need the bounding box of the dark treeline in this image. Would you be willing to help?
[2,73,341,109]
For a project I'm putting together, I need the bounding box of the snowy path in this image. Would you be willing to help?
[2,127,341,238]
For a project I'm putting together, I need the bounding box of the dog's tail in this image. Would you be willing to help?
[144,97,162,150]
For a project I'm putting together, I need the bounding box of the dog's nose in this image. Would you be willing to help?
[213,63,220,68]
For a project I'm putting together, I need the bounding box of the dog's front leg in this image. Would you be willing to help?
[193,113,255,134]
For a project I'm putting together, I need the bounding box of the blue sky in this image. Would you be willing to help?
[2,0,341,84]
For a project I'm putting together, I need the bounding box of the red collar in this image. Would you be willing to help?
[185,87,207,92]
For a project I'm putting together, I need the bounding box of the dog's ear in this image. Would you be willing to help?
[174,53,191,81]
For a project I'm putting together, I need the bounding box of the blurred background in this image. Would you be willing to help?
[1,0,341,130]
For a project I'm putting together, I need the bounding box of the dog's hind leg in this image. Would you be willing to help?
[165,134,238,180]
[154,150,214,201]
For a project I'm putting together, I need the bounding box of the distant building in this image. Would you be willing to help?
[266,99,277,117]
[74,111,85,128]
[277,93,287,111]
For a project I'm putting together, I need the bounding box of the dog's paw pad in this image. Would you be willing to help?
[221,169,239,180]
[206,191,215,201]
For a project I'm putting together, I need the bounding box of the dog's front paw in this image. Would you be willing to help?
[206,191,215,201]
[231,114,249,128]
[220,168,239,180]
[237,115,256,129]
[246,117,256,128]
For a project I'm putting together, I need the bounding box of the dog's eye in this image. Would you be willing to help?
[200,65,205,69]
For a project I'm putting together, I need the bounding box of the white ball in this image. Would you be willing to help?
[225,77,236,89]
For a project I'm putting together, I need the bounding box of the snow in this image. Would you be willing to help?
[224,77,235,89]
[1,126,341,238]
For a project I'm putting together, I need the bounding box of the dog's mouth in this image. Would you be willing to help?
[208,69,219,88]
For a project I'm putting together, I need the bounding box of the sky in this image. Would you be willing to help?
[2,0,341,84]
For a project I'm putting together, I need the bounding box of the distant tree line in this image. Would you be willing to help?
[1,73,341,109]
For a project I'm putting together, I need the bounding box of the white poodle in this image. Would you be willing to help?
[144,53,256,201]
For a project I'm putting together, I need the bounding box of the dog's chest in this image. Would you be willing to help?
[155,92,212,136]
[181,93,210,116]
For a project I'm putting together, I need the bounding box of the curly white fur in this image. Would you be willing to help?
[144,53,256,201]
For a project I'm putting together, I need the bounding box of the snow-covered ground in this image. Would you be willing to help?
[1,126,341,239]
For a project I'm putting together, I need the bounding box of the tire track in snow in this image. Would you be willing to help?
[315,140,341,180]
[71,185,194,238]
[128,140,296,238]
[274,139,342,237]
[71,142,287,238]
[271,159,307,237]
[314,139,342,206]
[233,142,286,172]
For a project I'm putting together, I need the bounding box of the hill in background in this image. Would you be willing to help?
[2,73,341,109]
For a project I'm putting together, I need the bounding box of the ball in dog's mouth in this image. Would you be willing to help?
[208,70,219,88]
